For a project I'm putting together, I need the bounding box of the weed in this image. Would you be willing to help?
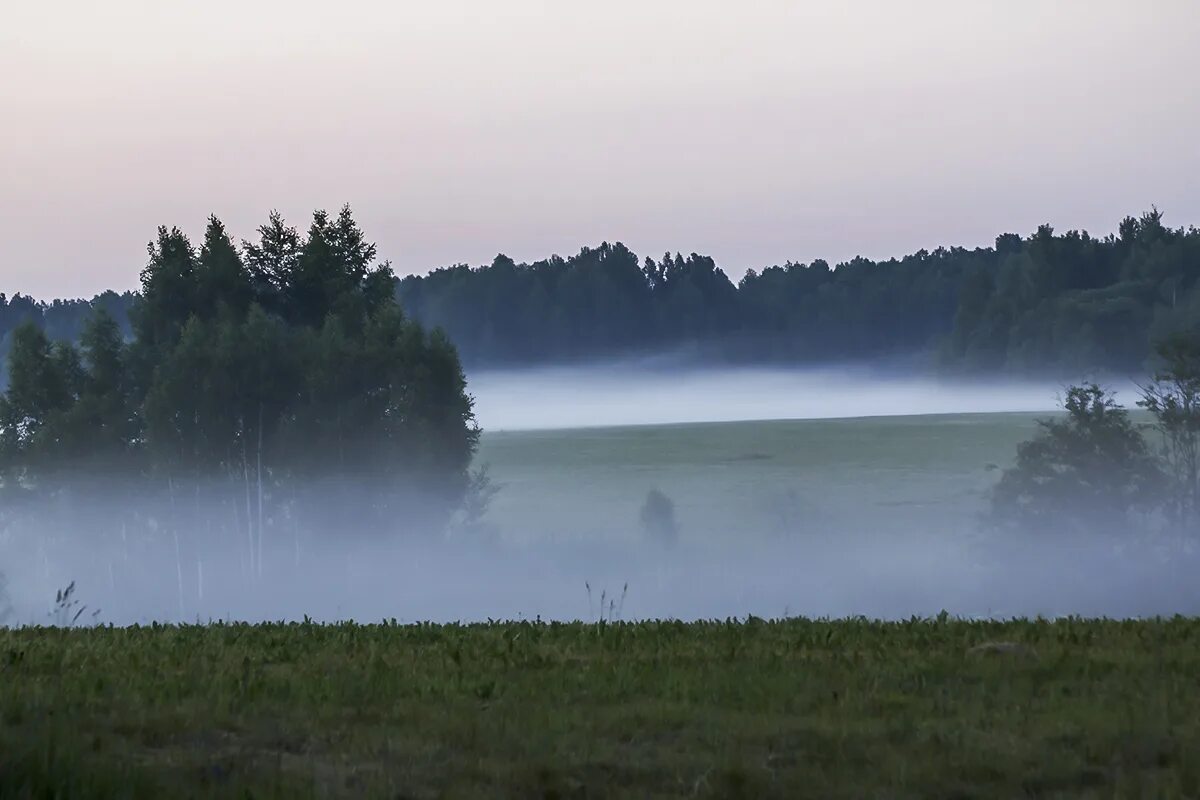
[49,581,101,628]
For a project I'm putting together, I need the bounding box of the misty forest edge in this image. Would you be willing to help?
[4,207,1200,551]
[3,207,1198,377]
[1,208,480,554]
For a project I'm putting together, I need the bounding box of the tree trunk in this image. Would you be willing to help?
[243,450,254,580]
[168,477,184,621]
[257,403,265,579]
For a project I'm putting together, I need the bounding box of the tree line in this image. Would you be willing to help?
[0,208,480,570]
[7,209,1198,376]
[0,292,135,390]
[397,209,1199,373]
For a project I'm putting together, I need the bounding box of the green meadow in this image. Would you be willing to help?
[2,617,1197,798]
[476,412,1046,545]
[6,411,1197,798]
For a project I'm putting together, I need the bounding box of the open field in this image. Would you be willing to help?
[2,617,1199,798]
[9,409,1199,625]
[476,411,1048,546]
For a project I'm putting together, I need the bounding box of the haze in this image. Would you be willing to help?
[3,371,1189,627]
[3,1,1199,298]
[469,365,1073,431]
[5,477,1191,627]
[0,1,1196,629]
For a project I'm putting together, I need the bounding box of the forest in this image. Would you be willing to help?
[397,209,1200,373]
[3,210,1200,795]
[0,208,480,554]
[3,209,1197,377]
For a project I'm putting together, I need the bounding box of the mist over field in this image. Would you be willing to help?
[469,364,1072,430]
[2,368,1192,628]
[5,4,1200,793]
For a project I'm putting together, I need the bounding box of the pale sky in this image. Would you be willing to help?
[2,1,1198,299]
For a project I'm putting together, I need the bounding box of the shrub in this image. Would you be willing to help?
[639,488,678,546]
[991,384,1163,535]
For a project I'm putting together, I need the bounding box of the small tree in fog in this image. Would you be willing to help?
[640,488,678,546]
[991,384,1163,535]
[454,464,501,534]
[1139,335,1200,533]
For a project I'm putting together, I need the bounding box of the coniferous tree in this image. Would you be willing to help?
[1,208,481,543]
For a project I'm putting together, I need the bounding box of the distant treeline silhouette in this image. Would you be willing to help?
[398,209,1199,373]
[0,292,135,388]
[4,209,1198,375]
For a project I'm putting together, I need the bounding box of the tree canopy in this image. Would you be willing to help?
[0,207,479,543]
[6,209,1198,377]
[397,209,1200,373]
[992,340,1200,542]
[990,385,1164,536]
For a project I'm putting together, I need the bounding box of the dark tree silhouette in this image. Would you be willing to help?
[991,384,1164,535]
[395,209,1200,373]
[0,207,480,546]
[6,209,1199,377]
[1139,336,1200,533]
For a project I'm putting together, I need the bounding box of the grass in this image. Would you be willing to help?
[476,412,1046,545]
[2,616,1199,798]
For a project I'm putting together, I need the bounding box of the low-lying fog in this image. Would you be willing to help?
[5,523,1196,627]
[469,364,1071,430]
[2,366,1187,627]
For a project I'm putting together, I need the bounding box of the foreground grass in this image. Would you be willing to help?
[1,617,1198,798]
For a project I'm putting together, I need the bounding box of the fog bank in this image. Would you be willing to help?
[4,530,1197,627]
[0,368,1177,627]
[470,365,1087,431]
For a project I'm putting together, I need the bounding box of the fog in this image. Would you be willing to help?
[0,367,1191,627]
[471,364,1079,431]
[4,509,1196,628]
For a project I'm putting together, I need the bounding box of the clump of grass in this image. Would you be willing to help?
[585,582,629,623]
[0,728,158,799]
[968,640,1038,659]
[49,581,100,628]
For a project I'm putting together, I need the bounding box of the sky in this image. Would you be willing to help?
[2,0,1198,299]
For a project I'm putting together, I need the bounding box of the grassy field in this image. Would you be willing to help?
[476,412,1046,546]
[2,617,1198,798]
[5,410,1194,797]
[5,409,1182,626]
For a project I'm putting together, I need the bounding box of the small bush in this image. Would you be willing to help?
[452,464,503,537]
[639,488,678,546]
[990,384,1163,536]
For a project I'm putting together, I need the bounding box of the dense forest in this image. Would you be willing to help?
[0,291,135,389]
[4,210,1198,378]
[0,208,479,555]
[398,209,1200,374]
